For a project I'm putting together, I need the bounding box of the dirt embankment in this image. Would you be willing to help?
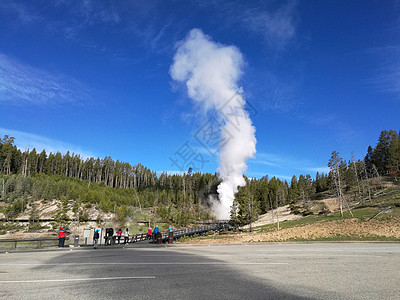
[242,205,301,229]
[183,217,400,244]
[0,199,117,239]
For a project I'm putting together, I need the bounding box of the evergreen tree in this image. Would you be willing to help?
[371,130,398,175]
[314,172,329,193]
[54,197,70,227]
[388,130,400,177]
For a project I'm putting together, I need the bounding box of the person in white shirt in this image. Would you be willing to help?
[124,228,129,244]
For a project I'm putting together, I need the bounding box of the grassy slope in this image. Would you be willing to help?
[186,184,400,243]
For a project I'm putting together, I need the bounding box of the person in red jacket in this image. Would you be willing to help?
[116,228,122,245]
[58,227,66,248]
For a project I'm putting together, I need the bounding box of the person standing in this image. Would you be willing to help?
[153,225,159,243]
[153,225,161,243]
[58,227,66,248]
[124,228,129,244]
[105,228,114,245]
[93,229,100,249]
[147,226,152,240]
[167,224,174,244]
[116,228,122,245]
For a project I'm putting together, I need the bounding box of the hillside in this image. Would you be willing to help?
[180,177,400,243]
[1,126,400,242]
[0,173,214,238]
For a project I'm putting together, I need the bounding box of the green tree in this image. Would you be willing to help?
[288,175,300,203]
[314,172,329,193]
[235,184,259,229]
[371,130,398,175]
[0,135,15,175]
[388,131,400,178]
[54,197,70,227]
[4,198,26,220]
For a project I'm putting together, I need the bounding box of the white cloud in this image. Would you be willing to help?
[0,0,39,24]
[0,53,94,105]
[241,1,297,49]
[302,167,330,174]
[0,128,96,159]
[252,159,280,168]
[245,171,292,181]
[362,45,400,96]
[253,152,285,165]
[253,152,329,176]
[192,0,297,49]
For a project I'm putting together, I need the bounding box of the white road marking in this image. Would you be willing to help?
[0,276,155,283]
[140,254,227,256]
[256,249,345,252]
[254,254,382,257]
[141,253,387,258]
[0,262,287,266]
[256,248,400,253]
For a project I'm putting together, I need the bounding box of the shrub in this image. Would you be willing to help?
[302,209,313,216]
[4,198,26,220]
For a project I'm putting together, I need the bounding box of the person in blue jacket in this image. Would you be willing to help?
[154,225,159,235]
[153,225,159,243]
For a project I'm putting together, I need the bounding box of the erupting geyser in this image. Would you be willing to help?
[170,29,257,219]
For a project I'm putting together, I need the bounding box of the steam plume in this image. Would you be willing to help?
[170,29,256,219]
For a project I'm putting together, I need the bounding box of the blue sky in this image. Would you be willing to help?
[0,0,399,181]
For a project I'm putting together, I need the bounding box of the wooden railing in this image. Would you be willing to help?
[102,222,232,245]
[0,221,233,249]
[0,237,59,249]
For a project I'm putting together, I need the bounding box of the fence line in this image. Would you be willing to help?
[0,237,59,249]
[0,222,233,249]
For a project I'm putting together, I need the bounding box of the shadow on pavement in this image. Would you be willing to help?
[26,246,327,300]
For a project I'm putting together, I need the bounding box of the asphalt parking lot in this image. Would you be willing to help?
[0,242,399,299]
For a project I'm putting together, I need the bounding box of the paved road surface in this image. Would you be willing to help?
[0,242,399,299]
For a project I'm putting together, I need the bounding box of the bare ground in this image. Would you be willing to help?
[182,217,400,244]
[0,199,116,239]
[242,205,302,229]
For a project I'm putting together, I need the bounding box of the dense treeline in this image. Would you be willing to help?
[229,130,400,224]
[0,135,221,225]
[0,130,398,226]
[0,173,216,225]
[0,135,160,188]
[364,130,400,177]
[230,173,328,225]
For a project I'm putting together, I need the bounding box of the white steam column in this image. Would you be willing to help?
[170,29,256,219]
